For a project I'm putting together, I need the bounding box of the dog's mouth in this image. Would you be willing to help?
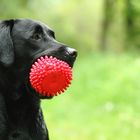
[32,47,78,68]
[46,55,76,68]
[26,54,77,99]
[33,54,77,69]
[53,49,77,68]
[26,48,77,99]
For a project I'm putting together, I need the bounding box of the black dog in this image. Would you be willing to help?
[0,19,77,140]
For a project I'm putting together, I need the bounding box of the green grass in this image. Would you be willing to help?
[41,53,140,140]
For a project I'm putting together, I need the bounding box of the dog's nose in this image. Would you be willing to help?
[66,47,77,58]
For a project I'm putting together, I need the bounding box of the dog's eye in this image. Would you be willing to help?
[31,33,42,40]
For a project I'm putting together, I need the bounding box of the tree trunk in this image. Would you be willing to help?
[100,0,114,51]
[125,0,134,49]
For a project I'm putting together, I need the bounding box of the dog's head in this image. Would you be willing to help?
[0,19,77,99]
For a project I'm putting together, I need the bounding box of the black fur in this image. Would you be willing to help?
[0,19,77,140]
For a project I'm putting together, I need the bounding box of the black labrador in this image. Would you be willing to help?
[0,19,77,140]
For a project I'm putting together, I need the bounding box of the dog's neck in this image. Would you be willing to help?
[0,65,30,100]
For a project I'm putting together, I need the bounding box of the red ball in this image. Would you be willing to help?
[29,56,72,97]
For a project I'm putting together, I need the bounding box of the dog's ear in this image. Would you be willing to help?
[0,19,15,66]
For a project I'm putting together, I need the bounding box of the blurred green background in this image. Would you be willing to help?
[1,0,140,140]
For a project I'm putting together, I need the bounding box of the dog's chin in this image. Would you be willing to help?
[29,85,53,99]
[25,77,53,99]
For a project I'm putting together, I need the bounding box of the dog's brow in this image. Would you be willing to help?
[48,30,55,38]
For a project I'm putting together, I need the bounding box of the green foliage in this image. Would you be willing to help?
[0,0,140,52]
[0,0,103,53]
[42,53,140,140]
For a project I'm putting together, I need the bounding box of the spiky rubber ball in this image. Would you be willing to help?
[29,56,72,97]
